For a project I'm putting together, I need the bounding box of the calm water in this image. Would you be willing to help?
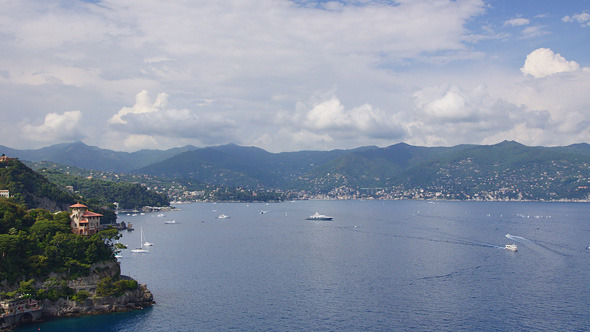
[17,200,590,331]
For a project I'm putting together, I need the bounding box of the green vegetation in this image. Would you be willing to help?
[96,277,138,297]
[38,169,170,210]
[0,200,120,283]
[0,158,75,210]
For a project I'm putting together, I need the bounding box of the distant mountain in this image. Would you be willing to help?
[135,144,381,188]
[6,140,590,200]
[135,146,271,188]
[0,141,197,172]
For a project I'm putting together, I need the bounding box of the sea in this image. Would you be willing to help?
[15,200,590,331]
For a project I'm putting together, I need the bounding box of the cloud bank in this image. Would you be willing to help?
[1,1,590,151]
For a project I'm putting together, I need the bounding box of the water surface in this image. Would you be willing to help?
[17,200,590,331]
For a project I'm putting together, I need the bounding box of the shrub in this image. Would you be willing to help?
[72,290,89,302]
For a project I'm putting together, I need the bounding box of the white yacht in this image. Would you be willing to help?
[165,219,177,224]
[306,212,333,221]
[505,244,518,252]
[217,214,230,219]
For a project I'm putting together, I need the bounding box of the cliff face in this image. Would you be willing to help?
[40,283,154,318]
[42,261,155,318]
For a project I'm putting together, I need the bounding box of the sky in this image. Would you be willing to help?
[0,0,589,152]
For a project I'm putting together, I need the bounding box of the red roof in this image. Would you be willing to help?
[79,219,89,224]
[70,203,87,208]
[83,211,103,217]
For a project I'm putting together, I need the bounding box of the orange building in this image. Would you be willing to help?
[70,203,102,235]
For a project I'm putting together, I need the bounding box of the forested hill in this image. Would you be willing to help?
[0,158,75,210]
[39,169,169,210]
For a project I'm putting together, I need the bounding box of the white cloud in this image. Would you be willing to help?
[296,96,404,140]
[22,110,85,143]
[562,12,590,27]
[2,1,590,152]
[109,90,169,125]
[521,48,580,78]
[504,17,529,27]
[407,84,552,146]
[109,90,239,145]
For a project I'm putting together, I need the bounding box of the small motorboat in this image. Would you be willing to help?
[505,244,518,252]
[306,212,333,221]
[165,220,177,224]
[217,214,230,219]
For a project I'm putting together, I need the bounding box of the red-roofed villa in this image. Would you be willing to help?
[70,203,102,235]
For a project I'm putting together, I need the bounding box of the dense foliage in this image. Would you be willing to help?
[96,277,138,297]
[39,169,169,210]
[0,159,75,210]
[0,200,120,283]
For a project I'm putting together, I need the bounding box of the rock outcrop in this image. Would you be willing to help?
[1,261,154,331]
[40,283,154,318]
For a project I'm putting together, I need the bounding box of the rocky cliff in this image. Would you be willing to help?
[40,282,154,318]
[1,261,154,331]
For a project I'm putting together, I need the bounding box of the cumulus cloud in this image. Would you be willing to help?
[413,85,486,122]
[562,12,590,27]
[22,110,86,142]
[109,90,169,124]
[521,48,580,78]
[109,90,238,145]
[408,84,551,146]
[295,96,404,140]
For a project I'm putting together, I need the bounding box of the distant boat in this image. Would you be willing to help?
[131,227,149,253]
[260,210,268,214]
[306,212,333,221]
[157,213,165,217]
[165,220,177,224]
[115,253,122,258]
[505,244,518,252]
[217,214,230,219]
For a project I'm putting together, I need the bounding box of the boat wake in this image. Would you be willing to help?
[505,233,569,256]
[339,226,504,250]
[505,234,529,242]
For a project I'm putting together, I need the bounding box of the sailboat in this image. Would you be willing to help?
[143,228,154,247]
[131,227,149,253]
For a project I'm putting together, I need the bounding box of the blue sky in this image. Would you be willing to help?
[0,0,588,152]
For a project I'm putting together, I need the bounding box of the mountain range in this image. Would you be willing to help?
[4,141,590,199]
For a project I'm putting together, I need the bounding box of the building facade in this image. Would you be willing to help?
[70,203,102,235]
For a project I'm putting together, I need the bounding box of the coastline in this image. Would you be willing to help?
[1,262,154,331]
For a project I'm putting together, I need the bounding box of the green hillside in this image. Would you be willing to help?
[39,170,170,210]
[0,158,75,210]
[392,141,590,200]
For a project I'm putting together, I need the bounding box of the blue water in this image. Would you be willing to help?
[16,201,590,331]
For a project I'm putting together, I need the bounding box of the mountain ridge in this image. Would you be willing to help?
[4,141,590,200]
